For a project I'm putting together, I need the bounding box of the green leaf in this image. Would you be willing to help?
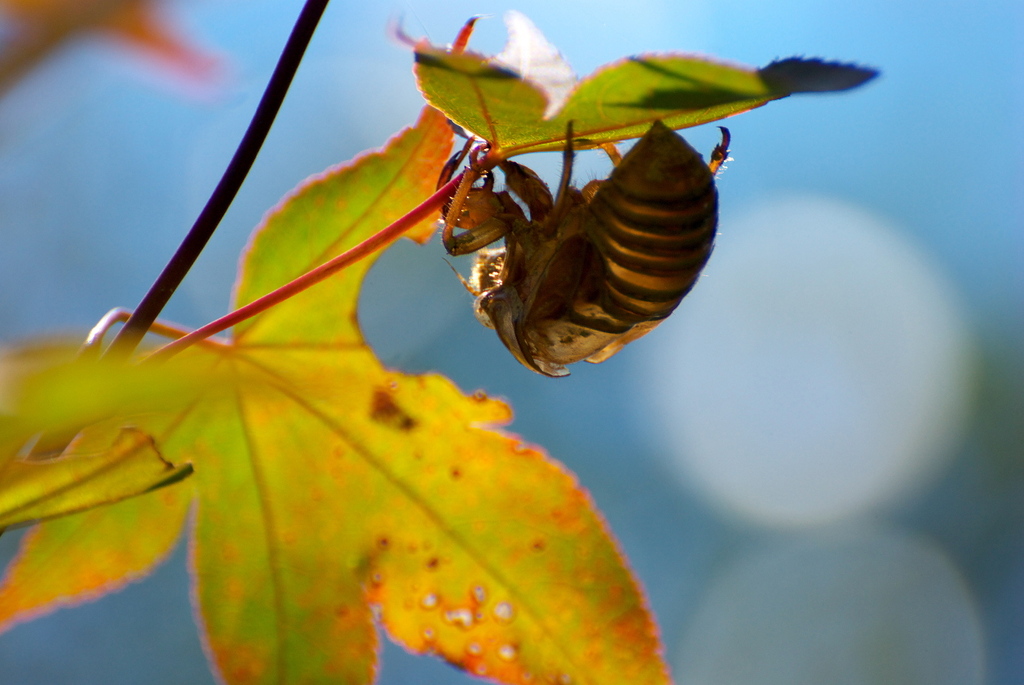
[414,48,551,152]
[414,25,877,156]
[549,54,778,150]
[0,345,212,528]
[0,424,191,528]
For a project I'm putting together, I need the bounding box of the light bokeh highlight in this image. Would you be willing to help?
[639,195,972,526]
[676,527,984,685]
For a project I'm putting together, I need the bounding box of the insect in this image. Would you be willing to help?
[440,120,729,377]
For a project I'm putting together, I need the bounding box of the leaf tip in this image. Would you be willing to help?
[759,57,880,94]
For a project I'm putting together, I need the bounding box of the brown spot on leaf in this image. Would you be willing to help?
[450,467,462,479]
[377,536,390,550]
[426,556,440,570]
[370,387,417,431]
[532,538,546,552]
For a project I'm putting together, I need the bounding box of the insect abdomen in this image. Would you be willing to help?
[584,120,718,323]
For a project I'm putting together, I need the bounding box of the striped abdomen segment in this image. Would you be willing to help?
[583,121,718,324]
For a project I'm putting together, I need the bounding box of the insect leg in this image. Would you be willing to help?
[436,135,474,190]
[442,258,481,296]
[598,141,622,166]
[708,126,731,175]
[444,216,512,255]
[442,171,523,256]
[499,160,554,221]
[574,140,620,201]
[441,167,480,253]
[545,120,577,229]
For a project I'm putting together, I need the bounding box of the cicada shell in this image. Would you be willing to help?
[441,120,729,377]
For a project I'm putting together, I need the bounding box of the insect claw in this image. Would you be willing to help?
[437,135,475,190]
[598,141,622,166]
[709,126,731,175]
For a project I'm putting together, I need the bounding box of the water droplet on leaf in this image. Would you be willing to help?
[493,601,515,623]
[444,608,474,628]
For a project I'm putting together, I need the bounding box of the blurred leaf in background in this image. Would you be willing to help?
[0,0,217,94]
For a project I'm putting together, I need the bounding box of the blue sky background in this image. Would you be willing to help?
[0,1,1021,683]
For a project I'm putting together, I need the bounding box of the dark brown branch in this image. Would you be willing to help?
[105,0,331,359]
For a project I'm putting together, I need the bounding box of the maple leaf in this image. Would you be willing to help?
[413,12,877,156]
[0,0,216,92]
[0,344,226,527]
[0,107,671,685]
[0,422,193,528]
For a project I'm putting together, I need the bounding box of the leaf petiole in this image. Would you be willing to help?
[80,308,232,358]
[144,172,465,364]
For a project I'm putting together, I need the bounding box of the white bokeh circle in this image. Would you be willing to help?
[676,528,985,685]
[636,195,972,526]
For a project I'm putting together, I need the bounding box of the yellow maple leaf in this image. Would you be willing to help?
[0,107,671,685]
